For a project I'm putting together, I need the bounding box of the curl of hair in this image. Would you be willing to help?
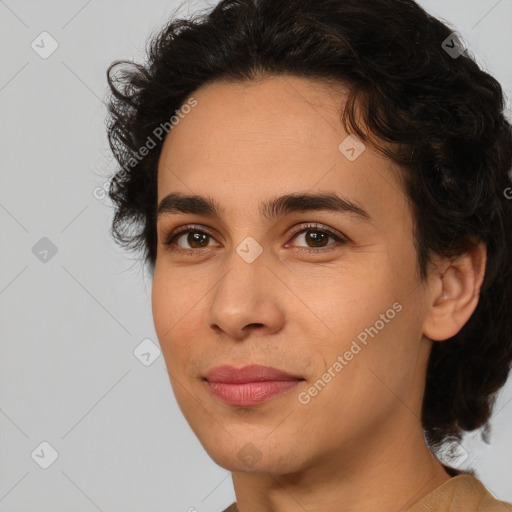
[105,0,512,459]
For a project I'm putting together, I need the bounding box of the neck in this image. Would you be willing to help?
[230,413,452,512]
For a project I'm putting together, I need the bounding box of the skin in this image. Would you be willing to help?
[151,75,486,512]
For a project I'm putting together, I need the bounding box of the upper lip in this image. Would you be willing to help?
[205,364,304,383]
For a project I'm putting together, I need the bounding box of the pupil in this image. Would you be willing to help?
[189,232,207,248]
[307,231,326,247]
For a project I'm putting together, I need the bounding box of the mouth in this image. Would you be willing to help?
[203,364,305,406]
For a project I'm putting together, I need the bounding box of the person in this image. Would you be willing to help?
[104,0,512,510]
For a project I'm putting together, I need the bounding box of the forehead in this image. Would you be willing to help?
[156,75,408,223]
[160,75,347,163]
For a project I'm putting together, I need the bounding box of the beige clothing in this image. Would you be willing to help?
[221,473,512,512]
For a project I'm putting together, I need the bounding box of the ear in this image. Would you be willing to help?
[422,242,487,342]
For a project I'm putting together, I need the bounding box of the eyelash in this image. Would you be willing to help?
[162,223,347,255]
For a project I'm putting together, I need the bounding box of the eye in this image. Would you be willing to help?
[162,223,347,255]
[286,223,347,254]
[163,225,218,253]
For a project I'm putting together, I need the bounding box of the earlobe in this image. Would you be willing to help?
[423,242,487,342]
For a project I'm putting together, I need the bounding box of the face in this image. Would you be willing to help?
[151,75,433,475]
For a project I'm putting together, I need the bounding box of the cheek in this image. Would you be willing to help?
[151,269,170,339]
[151,269,192,365]
[310,246,422,379]
[152,263,195,331]
[303,305,424,446]
[318,284,425,421]
[318,262,404,336]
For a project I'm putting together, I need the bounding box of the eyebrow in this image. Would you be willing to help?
[156,191,372,223]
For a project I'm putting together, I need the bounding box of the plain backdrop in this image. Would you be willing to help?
[1,1,511,511]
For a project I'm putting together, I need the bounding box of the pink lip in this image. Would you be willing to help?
[204,365,304,406]
[205,364,303,383]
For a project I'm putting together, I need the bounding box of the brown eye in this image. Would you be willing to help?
[162,223,347,255]
[287,223,347,253]
[179,231,211,249]
[163,226,218,252]
[296,230,331,248]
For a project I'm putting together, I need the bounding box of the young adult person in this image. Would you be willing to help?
[105,1,512,510]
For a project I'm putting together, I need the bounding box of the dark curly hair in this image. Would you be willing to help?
[105,0,512,462]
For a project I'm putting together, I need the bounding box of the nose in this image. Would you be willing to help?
[205,250,286,341]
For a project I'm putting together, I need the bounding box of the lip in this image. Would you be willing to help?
[204,364,303,383]
[204,365,305,407]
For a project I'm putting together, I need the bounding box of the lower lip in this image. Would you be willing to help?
[206,380,303,406]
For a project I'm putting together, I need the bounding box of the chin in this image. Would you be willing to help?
[201,434,304,475]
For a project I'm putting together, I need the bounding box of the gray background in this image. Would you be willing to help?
[0,0,511,510]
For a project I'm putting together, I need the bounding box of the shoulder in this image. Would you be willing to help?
[221,503,238,512]
[407,474,512,512]
[220,476,512,512]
